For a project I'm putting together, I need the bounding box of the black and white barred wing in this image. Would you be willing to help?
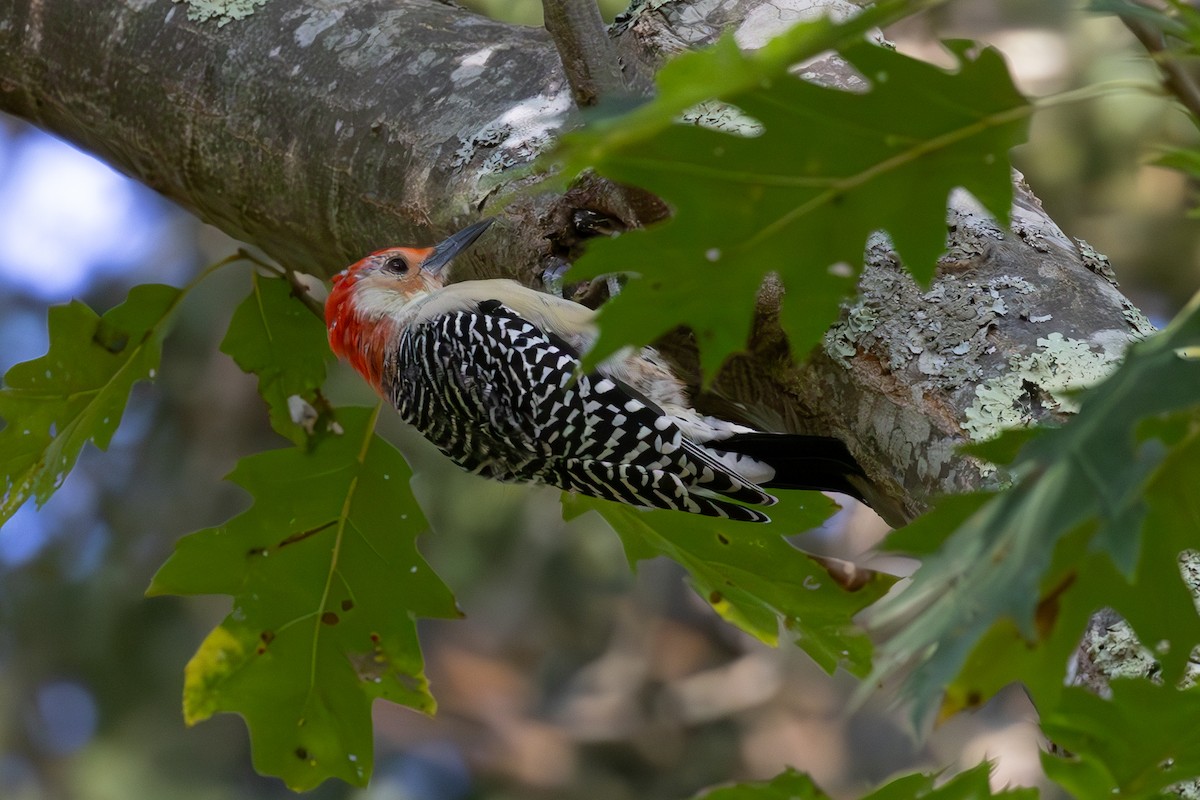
[390,301,774,522]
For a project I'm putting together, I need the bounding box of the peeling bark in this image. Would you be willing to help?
[0,0,1153,526]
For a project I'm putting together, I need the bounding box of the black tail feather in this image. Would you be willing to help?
[717,433,868,503]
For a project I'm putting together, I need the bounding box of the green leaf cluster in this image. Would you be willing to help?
[566,491,895,676]
[1096,0,1200,219]
[219,272,331,444]
[550,14,1028,376]
[1042,680,1200,798]
[12,3,1200,797]
[867,294,1200,787]
[149,405,458,790]
[695,762,1034,800]
[0,283,182,525]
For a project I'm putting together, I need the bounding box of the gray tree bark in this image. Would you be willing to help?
[0,0,1153,526]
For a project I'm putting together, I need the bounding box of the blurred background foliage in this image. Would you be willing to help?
[0,2,1196,799]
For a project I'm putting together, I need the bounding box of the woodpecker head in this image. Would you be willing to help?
[326,218,494,387]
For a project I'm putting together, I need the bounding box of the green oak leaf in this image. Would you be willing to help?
[859,763,1035,800]
[1151,147,1200,218]
[552,25,1027,377]
[1089,0,1200,43]
[695,767,829,799]
[220,273,331,444]
[693,762,1034,800]
[0,283,182,526]
[1042,680,1200,798]
[866,293,1200,725]
[148,406,458,790]
[1095,0,1200,217]
[565,491,895,676]
[1152,148,1200,179]
[942,424,1200,720]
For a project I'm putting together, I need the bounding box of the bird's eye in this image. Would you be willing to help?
[382,256,408,274]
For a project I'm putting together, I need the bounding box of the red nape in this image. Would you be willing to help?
[325,272,392,394]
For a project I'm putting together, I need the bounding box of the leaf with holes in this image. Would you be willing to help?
[0,283,181,526]
[552,28,1027,376]
[148,406,458,790]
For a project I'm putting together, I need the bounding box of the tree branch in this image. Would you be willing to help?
[1120,6,1200,123]
[0,0,1155,523]
[542,0,628,106]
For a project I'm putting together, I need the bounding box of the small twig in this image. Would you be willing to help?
[236,248,327,320]
[1120,6,1200,124]
[542,0,626,106]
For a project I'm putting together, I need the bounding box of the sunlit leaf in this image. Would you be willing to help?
[148,406,458,790]
[0,283,181,526]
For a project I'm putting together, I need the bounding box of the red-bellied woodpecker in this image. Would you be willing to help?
[326,218,868,523]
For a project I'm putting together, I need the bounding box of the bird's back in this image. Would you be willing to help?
[385,301,776,522]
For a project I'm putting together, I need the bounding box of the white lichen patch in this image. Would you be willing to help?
[1084,617,1159,687]
[824,299,879,363]
[451,47,496,84]
[962,332,1122,441]
[1122,299,1157,339]
[734,0,861,50]
[1076,237,1120,286]
[828,273,1036,378]
[993,275,1035,294]
[680,101,763,137]
[173,0,268,27]
[452,90,572,173]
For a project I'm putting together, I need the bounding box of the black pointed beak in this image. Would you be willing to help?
[421,218,494,275]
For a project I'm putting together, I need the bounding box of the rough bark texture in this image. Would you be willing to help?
[0,0,1153,526]
[0,0,573,275]
[787,181,1155,521]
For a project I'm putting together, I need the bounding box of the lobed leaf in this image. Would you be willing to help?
[552,17,1027,376]
[865,294,1200,725]
[858,763,1036,800]
[566,491,895,676]
[0,283,181,526]
[1041,680,1200,798]
[694,767,830,800]
[693,762,1035,799]
[220,273,331,444]
[148,406,458,790]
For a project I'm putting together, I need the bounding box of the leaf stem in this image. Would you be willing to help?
[234,250,327,320]
[308,401,384,694]
[186,251,248,290]
[1118,6,1200,125]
